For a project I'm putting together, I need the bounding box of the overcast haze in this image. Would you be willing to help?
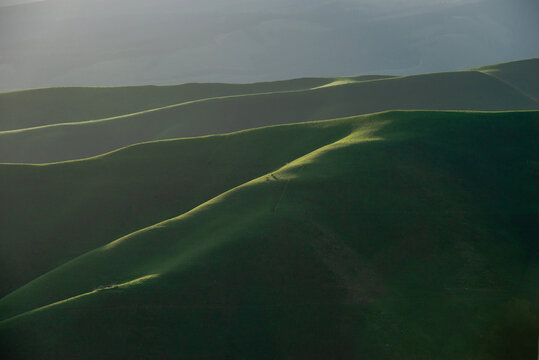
[0,0,538,90]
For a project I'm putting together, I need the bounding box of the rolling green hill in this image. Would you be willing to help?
[0,118,354,297]
[1,66,538,163]
[1,110,537,359]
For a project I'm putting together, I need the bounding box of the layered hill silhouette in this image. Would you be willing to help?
[0,59,537,163]
[0,59,538,359]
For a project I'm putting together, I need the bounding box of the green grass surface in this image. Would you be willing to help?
[1,61,537,163]
[1,110,537,359]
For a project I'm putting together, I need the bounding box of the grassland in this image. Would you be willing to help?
[1,60,537,163]
[1,110,537,359]
[0,59,538,359]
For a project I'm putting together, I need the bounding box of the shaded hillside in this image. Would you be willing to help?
[1,110,537,359]
[1,68,537,163]
[477,58,539,102]
[0,77,346,131]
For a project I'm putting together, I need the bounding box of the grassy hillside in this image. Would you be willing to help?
[1,110,537,359]
[0,75,396,132]
[0,119,353,297]
[0,77,343,131]
[1,68,537,163]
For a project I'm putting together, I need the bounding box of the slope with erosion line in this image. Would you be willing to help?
[1,69,537,163]
[476,58,539,102]
[1,110,538,359]
[0,117,355,297]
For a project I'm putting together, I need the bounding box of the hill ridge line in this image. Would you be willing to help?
[0,123,375,319]
[0,111,359,166]
[0,75,353,96]
[2,69,532,137]
[0,274,159,325]
[0,87,316,135]
[0,75,404,134]
[471,57,538,71]
[2,109,535,166]
[1,76,389,133]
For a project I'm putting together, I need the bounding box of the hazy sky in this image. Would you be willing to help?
[0,0,537,90]
[0,0,43,6]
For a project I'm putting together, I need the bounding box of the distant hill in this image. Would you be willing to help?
[476,58,539,102]
[0,75,395,132]
[1,59,538,163]
[0,77,345,131]
[1,110,537,359]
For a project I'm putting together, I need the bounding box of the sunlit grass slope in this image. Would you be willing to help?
[0,119,353,297]
[1,68,537,163]
[1,110,537,359]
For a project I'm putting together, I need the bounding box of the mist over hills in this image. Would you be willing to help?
[1,0,538,90]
